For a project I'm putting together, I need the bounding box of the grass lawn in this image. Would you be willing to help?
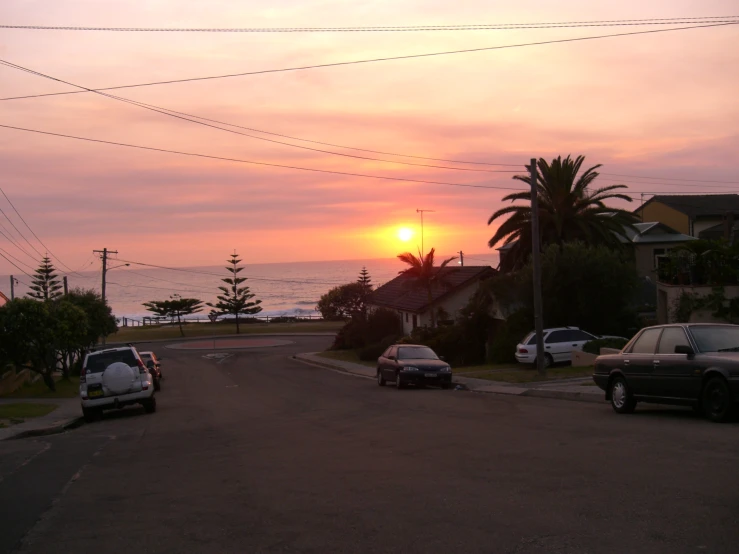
[111,321,343,343]
[4,377,79,399]
[456,365,595,384]
[316,350,377,368]
[0,403,58,420]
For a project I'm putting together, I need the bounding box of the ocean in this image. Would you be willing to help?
[1,254,498,322]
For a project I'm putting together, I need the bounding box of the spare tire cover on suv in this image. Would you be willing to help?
[102,362,137,394]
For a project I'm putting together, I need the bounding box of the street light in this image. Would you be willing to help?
[416,209,435,257]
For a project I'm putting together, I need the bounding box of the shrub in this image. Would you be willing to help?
[582,337,629,355]
[331,308,402,351]
[358,335,399,361]
[487,310,533,364]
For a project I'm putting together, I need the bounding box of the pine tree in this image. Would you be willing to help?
[357,267,372,289]
[207,252,262,334]
[27,256,63,301]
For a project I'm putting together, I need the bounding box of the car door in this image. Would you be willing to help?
[380,346,397,380]
[651,326,698,399]
[569,330,598,355]
[543,330,571,362]
[622,327,662,395]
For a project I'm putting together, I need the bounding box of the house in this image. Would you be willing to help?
[616,222,695,280]
[634,194,739,238]
[367,266,496,334]
[0,291,8,307]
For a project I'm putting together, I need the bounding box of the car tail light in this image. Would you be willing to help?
[518,348,529,354]
[80,369,87,383]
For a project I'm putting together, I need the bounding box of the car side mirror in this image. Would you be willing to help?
[675,344,695,358]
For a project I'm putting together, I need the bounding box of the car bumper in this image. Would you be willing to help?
[515,352,536,364]
[592,374,609,392]
[81,388,154,409]
[398,371,452,386]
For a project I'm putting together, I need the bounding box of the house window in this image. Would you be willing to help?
[653,248,666,269]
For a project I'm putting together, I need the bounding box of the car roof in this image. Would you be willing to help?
[393,344,433,348]
[87,346,136,355]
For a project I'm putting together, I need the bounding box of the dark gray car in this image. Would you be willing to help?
[593,323,739,422]
[376,344,453,389]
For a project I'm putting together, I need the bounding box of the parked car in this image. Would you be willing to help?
[515,327,624,367]
[80,346,156,422]
[139,351,163,391]
[593,323,739,422]
[376,344,453,389]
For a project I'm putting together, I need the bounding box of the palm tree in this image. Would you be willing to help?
[488,155,638,271]
[397,248,457,327]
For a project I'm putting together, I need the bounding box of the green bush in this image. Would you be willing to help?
[582,337,628,355]
[331,308,402,351]
[358,335,399,361]
[487,310,533,364]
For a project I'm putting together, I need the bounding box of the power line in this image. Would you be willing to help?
[0,58,519,174]
[2,16,737,32]
[112,257,349,286]
[2,21,736,103]
[0,222,37,261]
[600,172,739,185]
[107,281,215,296]
[0,123,524,191]
[0,186,83,276]
[0,245,35,271]
[0,249,33,277]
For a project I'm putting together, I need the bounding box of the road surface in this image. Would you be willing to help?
[2,336,738,553]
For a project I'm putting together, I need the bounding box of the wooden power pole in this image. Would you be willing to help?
[529,159,546,376]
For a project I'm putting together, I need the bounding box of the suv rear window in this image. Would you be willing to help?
[85,350,138,373]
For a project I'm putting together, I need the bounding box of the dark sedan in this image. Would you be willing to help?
[593,323,739,422]
[377,344,453,389]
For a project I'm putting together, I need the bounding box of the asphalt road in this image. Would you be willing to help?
[2,335,739,554]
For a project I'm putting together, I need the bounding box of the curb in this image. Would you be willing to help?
[292,354,374,380]
[104,332,338,347]
[3,416,85,441]
[295,353,606,404]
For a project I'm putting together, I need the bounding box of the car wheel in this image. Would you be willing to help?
[395,372,404,389]
[143,397,157,414]
[543,354,553,368]
[702,377,735,423]
[377,369,386,387]
[609,376,636,414]
[154,377,161,392]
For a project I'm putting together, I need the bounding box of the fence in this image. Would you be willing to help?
[118,314,325,327]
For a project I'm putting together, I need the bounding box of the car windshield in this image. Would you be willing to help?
[140,353,152,361]
[689,326,739,353]
[85,350,137,373]
[397,346,439,360]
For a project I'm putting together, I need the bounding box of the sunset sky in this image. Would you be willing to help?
[0,1,737,274]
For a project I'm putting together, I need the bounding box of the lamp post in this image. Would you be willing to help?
[416,209,435,257]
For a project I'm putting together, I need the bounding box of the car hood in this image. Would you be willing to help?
[397,358,449,370]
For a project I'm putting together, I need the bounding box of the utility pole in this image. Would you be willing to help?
[529,158,546,376]
[10,275,15,300]
[63,276,68,295]
[93,248,118,305]
[416,209,435,257]
[458,251,464,266]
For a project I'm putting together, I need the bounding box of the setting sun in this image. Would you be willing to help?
[398,227,414,242]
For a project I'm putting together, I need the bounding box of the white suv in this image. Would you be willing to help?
[80,346,156,422]
[515,327,608,367]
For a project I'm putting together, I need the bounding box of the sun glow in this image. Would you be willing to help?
[398,227,414,242]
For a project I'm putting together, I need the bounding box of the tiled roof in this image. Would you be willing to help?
[639,195,739,219]
[368,266,495,313]
[616,221,695,244]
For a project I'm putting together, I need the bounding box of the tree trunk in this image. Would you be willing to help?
[235,313,240,334]
[42,371,56,392]
[177,313,184,337]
